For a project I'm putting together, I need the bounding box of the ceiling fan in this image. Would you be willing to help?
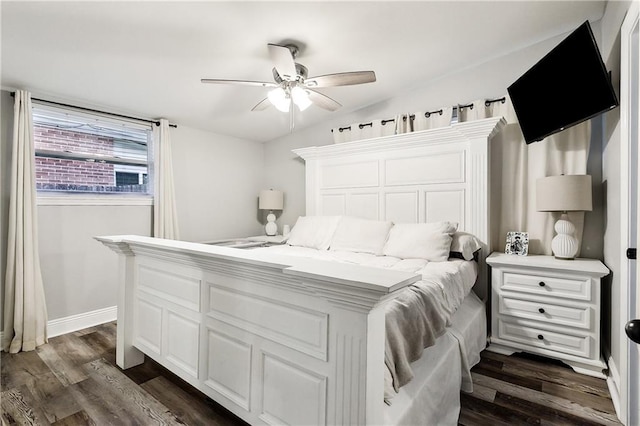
[201,43,376,114]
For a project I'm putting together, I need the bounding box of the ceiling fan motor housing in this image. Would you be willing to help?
[272,63,308,84]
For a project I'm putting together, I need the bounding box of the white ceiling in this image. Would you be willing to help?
[1,1,606,143]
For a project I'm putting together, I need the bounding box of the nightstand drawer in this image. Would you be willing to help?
[501,272,590,301]
[499,297,591,330]
[498,319,591,358]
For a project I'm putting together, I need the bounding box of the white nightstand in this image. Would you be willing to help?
[486,252,610,378]
[246,235,289,245]
[200,235,288,248]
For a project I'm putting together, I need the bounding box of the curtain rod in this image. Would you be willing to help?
[9,92,177,128]
[331,96,507,133]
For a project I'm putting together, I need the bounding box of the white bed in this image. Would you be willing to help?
[255,239,484,424]
[96,116,505,425]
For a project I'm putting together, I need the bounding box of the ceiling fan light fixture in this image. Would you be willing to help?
[201,43,375,115]
[268,87,290,112]
[291,86,312,111]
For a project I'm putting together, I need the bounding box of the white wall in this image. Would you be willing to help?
[0,89,265,323]
[171,125,265,242]
[265,28,607,262]
[600,0,632,410]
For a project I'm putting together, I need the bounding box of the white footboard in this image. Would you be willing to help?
[96,235,419,425]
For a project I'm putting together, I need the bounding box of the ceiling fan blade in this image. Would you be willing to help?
[307,89,342,111]
[201,78,277,88]
[251,97,272,112]
[304,71,376,88]
[267,43,297,81]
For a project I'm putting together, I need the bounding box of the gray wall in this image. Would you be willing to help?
[38,204,152,320]
[600,0,632,404]
[264,27,607,261]
[171,125,265,242]
[0,89,266,322]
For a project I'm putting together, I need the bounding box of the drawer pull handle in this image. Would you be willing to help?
[537,334,544,340]
[538,308,545,314]
[538,281,546,287]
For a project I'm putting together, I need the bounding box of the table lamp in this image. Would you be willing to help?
[259,189,284,236]
[536,174,592,260]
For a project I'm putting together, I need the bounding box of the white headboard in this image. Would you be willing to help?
[293,116,505,301]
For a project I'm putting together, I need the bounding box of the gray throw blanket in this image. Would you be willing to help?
[384,275,457,394]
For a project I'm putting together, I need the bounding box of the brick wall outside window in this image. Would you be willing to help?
[34,125,148,193]
[34,127,116,157]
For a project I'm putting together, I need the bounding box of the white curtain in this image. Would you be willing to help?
[152,119,179,239]
[394,113,412,135]
[457,100,486,122]
[379,118,399,137]
[2,90,48,353]
[332,124,352,143]
[413,106,454,131]
[460,96,591,255]
[353,119,390,140]
[334,107,454,142]
[332,117,397,143]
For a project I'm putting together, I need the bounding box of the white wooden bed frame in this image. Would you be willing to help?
[97,116,505,425]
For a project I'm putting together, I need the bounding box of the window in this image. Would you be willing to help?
[32,105,153,196]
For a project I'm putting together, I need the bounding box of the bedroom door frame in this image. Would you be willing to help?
[620,2,640,424]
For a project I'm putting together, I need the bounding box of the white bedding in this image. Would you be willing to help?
[383,258,477,399]
[258,245,430,271]
[384,291,486,425]
[255,245,478,403]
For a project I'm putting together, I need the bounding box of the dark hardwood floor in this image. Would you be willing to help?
[1,322,246,425]
[459,351,620,426]
[1,321,621,425]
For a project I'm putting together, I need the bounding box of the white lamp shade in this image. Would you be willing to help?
[259,189,284,210]
[536,175,593,212]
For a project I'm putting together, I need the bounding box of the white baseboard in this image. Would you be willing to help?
[1,306,116,348]
[47,306,117,338]
[606,355,623,423]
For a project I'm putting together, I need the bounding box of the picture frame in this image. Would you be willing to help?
[505,231,529,256]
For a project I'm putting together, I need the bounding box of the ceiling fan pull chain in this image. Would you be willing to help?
[289,103,295,133]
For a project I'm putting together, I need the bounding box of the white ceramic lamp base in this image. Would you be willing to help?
[551,213,578,260]
[265,212,277,236]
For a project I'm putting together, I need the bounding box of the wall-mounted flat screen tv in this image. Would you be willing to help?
[507,20,619,144]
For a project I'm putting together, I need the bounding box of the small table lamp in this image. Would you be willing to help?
[259,189,284,236]
[536,174,592,260]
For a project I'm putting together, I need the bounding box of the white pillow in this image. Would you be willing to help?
[383,221,458,261]
[450,231,482,260]
[286,216,342,250]
[329,216,393,255]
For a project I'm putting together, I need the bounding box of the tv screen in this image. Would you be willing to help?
[507,20,619,144]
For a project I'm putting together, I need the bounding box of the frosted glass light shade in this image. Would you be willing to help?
[291,86,312,111]
[268,88,290,112]
[536,175,593,212]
